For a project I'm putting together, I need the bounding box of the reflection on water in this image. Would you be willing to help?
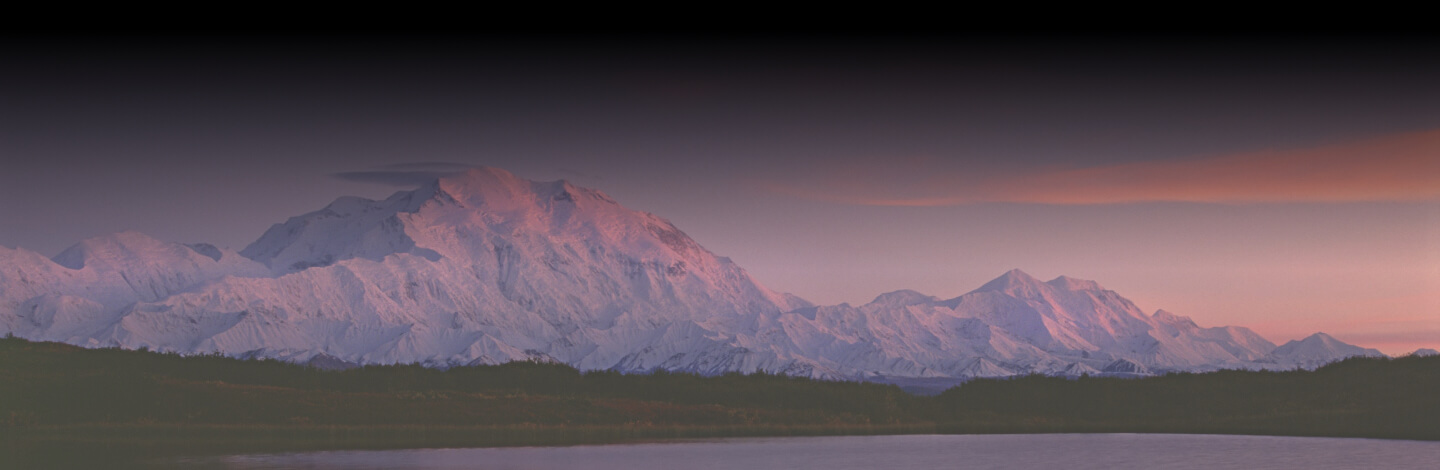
[184,434,1440,470]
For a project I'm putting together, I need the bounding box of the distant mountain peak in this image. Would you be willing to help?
[434,166,528,200]
[1046,275,1104,292]
[1058,362,1100,377]
[1266,332,1385,366]
[1298,332,1344,346]
[53,231,189,270]
[999,268,1035,280]
[1152,309,1198,328]
[973,269,1045,294]
[971,269,1110,298]
[869,290,938,307]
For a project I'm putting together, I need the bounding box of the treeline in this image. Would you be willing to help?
[935,356,1440,439]
[2,336,1437,440]
[0,337,919,428]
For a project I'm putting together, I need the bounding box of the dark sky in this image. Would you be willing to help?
[3,34,1438,353]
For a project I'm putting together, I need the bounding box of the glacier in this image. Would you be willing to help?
[0,167,1386,380]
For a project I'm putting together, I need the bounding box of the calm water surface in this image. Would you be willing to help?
[191,434,1440,469]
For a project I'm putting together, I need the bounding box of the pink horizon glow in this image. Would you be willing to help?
[762,129,1440,207]
[738,129,1440,356]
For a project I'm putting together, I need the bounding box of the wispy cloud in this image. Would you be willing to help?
[331,162,480,186]
[763,129,1440,206]
[372,162,479,172]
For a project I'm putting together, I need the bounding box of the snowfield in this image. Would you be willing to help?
[0,168,1384,379]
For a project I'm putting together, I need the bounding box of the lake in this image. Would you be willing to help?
[174,434,1440,469]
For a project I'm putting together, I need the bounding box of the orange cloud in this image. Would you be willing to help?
[766,129,1440,206]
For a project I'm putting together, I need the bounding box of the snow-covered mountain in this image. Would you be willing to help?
[1259,333,1385,369]
[794,269,1288,379]
[0,167,1389,379]
[0,232,269,344]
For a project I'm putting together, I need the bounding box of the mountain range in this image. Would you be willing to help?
[0,168,1391,380]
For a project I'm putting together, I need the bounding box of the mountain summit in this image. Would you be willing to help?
[1263,333,1385,368]
[0,168,1385,378]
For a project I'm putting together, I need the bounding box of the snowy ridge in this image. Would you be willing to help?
[0,167,1389,379]
[1,232,269,345]
[1259,333,1385,369]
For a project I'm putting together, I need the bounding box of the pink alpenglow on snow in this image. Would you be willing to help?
[0,170,1396,379]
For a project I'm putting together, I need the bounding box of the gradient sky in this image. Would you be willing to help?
[2,35,1437,354]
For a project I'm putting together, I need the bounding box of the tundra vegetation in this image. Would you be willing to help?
[2,336,1436,467]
